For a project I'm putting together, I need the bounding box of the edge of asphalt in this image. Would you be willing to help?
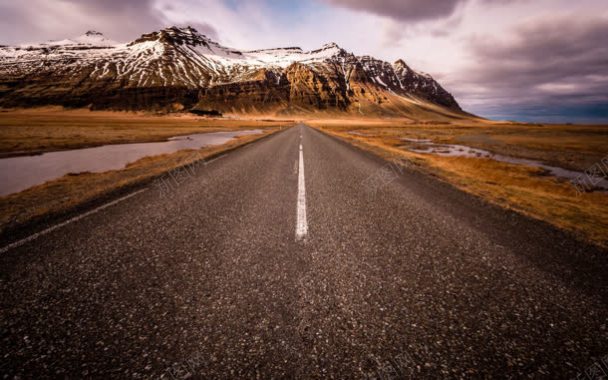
[0,126,293,249]
[308,124,602,249]
[307,124,608,301]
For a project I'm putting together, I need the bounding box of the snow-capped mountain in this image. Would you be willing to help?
[0,26,463,117]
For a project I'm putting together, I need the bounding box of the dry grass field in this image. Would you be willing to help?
[0,107,290,157]
[308,118,608,247]
[0,108,290,235]
[2,109,608,247]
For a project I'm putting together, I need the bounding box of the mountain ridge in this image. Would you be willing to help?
[0,26,468,119]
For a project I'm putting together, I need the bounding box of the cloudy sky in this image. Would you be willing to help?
[1,0,607,123]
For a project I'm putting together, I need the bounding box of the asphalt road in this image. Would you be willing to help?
[1,124,607,379]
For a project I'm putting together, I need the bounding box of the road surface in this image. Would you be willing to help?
[1,124,607,378]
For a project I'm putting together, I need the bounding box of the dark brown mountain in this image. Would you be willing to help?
[0,26,468,119]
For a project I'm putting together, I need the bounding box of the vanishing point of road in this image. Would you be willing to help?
[1,124,607,378]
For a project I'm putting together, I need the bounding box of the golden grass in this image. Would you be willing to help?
[0,129,281,235]
[2,109,607,246]
[429,156,608,245]
[312,121,608,247]
[0,107,291,156]
[308,119,608,170]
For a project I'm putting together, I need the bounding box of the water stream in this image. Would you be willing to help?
[403,138,608,191]
[0,130,262,196]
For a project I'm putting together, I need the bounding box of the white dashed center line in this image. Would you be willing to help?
[296,141,308,241]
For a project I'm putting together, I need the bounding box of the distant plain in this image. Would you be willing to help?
[309,118,608,246]
[1,108,607,248]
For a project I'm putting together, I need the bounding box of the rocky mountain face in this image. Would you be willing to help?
[0,26,465,118]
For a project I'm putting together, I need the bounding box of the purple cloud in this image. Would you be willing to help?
[321,0,464,21]
[450,15,608,122]
[320,0,524,22]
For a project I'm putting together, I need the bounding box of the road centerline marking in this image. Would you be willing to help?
[296,142,308,241]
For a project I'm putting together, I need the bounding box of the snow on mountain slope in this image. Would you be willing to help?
[44,31,119,47]
[246,43,348,67]
[0,26,463,115]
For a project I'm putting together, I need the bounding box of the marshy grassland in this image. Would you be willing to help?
[0,108,291,236]
[309,118,608,247]
[3,108,608,248]
[0,107,290,157]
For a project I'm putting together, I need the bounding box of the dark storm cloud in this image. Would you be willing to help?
[450,16,608,122]
[321,0,521,22]
[468,17,608,88]
[322,0,464,21]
